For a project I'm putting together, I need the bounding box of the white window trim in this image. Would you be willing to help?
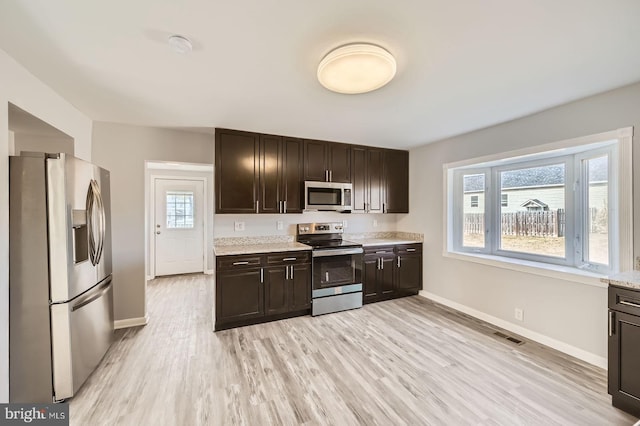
[442,127,633,281]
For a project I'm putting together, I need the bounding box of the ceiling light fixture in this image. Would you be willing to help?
[317,43,396,94]
[168,34,193,54]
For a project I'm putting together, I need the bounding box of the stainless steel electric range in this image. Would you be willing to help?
[297,222,363,316]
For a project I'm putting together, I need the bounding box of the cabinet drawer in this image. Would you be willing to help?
[396,244,422,255]
[609,286,640,315]
[266,251,310,265]
[216,255,263,270]
[364,246,395,255]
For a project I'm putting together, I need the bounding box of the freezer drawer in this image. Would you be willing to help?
[50,277,114,401]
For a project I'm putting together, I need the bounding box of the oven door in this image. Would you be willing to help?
[312,248,363,290]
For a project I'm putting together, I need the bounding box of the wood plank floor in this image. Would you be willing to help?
[70,274,638,425]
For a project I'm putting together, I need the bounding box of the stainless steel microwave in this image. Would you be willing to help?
[304,181,352,212]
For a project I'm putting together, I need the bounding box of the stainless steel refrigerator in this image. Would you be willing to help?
[9,152,114,402]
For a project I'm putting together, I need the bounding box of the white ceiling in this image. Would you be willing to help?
[1,1,640,149]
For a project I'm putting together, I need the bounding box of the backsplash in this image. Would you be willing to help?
[214,235,294,246]
[214,212,400,238]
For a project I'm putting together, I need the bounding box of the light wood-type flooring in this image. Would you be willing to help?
[70,274,638,425]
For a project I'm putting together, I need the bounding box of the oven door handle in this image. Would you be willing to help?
[312,247,364,257]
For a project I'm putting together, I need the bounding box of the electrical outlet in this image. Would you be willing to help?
[373,219,378,228]
[514,308,524,322]
[276,221,284,231]
[234,221,245,232]
[343,220,348,229]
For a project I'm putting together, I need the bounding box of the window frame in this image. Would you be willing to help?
[445,127,633,277]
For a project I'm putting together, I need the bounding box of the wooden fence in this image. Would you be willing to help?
[465,209,566,237]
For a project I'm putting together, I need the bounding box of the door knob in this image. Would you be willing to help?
[156,231,161,235]
[156,224,161,228]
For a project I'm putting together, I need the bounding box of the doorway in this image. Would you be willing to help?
[153,178,205,276]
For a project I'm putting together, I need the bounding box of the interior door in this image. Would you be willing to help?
[154,178,204,276]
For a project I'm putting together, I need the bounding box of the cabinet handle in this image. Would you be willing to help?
[284,200,287,213]
[256,200,259,214]
[381,258,384,270]
[375,251,387,254]
[383,203,385,213]
[279,200,282,213]
[290,265,294,280]
[286,265,289,280]
[260,268,264,283]
[397,256,401,268]
[406,248,416,252]
[233,261,249,266]
[329,170,332,182]
[282,257,296,262]
[325,271,330,282]
[619,300,640,309]
[609,311,615,337]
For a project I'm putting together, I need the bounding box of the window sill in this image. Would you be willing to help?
[442,250,607,288]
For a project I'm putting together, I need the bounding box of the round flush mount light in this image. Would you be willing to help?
[317,43,396,94]
[168,34,193,54]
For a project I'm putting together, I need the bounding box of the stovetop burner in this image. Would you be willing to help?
[296,222,362,250]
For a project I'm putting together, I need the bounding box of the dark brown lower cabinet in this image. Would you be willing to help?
[265,263,311,315]
[609,285,640,417]
[215,251,311,330]
[216,268,264,324]
[364,243,422,304]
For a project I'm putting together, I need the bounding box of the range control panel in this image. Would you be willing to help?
[297,222,344,235]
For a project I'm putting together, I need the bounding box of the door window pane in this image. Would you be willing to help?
[499,164,565,258]
[586,155,608,265]
[463,174,485,248]
[166,191,195,229]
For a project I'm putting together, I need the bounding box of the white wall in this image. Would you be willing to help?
[214,212,399,238]
[92,122,214,323]
[399,81,640,365]
[13,133,74,156]
[0,48,93,402]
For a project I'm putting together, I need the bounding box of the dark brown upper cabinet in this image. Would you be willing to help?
[351,146,384,213]
[215,129,259,214]
[384,149,409,213]
[303,139,351,183]
[216,129,303,214]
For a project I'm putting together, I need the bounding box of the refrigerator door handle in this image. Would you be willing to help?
[87,180,106,266]
[71,277,112,312]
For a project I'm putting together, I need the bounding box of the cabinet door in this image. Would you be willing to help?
[215,130,259,213]
[351,146,367,212]
[303,139,327,181]
[396,254,422,294]
[282,137,304,213]
[328,143,351,183]
[290,263,311,311]
[363,255,379,304]
[367,148,384,213]
[380,254,396,298]
[216,269,264,323]
[265,267,289,316]
[259,134,282,213]
[384,150,409,213]
[609,310,640,417]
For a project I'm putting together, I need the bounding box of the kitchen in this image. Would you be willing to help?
[2,1,640,425]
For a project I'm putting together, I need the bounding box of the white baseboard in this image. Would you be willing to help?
[419,290,607,369]
[205,269,214,275]
[114,315,149,330]
[146,275,154,281]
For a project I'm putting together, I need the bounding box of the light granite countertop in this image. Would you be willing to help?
[214,242,311,256]
[355,238,423,247]
[601,271,640,290]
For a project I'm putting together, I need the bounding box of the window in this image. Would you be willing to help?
[166,191,195,229]
[446,128,633,275]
